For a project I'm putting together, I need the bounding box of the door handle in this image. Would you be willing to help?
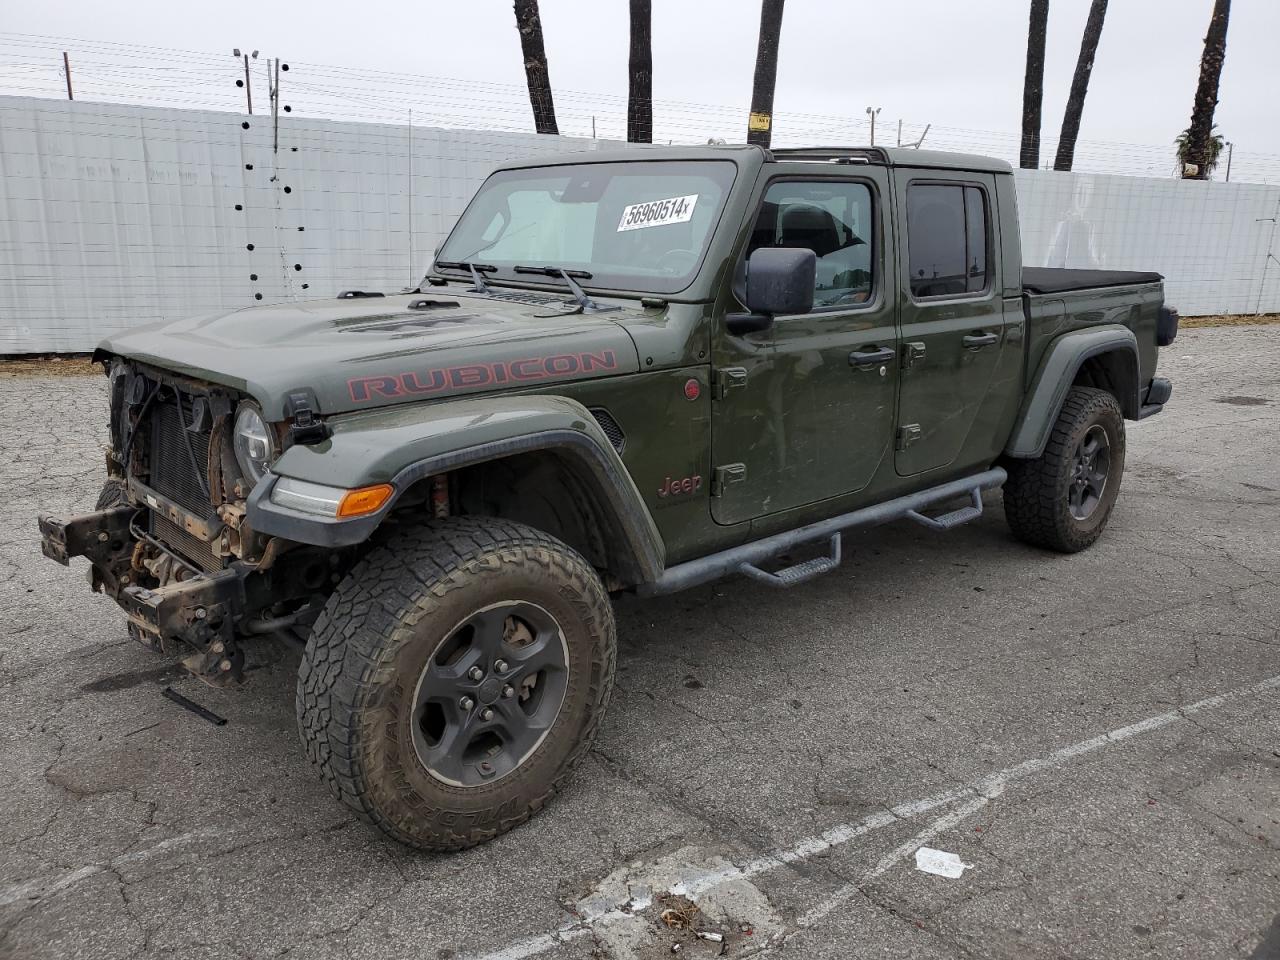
[962,332,999,350]
[849,346,895,368]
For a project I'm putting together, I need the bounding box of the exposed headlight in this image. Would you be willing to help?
[232,401,277,487]
[270,477,394,519]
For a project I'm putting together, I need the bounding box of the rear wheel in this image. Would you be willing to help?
[1003,386,1126,553]
[296,516,615,850]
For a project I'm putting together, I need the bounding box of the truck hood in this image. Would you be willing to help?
[98,291,642,419]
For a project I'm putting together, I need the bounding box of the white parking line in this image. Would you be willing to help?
[465,672,1280,960]
[795,793,994,932]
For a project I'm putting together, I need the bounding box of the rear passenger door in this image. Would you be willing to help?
[893,173,1008,476]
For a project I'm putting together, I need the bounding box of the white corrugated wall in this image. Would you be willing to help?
[0,97,615,353]
[1,96,1278,353]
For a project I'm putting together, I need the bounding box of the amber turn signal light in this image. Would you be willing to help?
[336,483,394,518]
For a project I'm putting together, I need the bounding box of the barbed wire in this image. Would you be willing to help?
[0,31,1275,184]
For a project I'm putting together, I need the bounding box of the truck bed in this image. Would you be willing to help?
[1023,267,1163,295]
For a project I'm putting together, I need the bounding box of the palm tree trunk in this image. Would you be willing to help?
[1183,0,1231,179]
[627,0,653,143]
[746,0,786,148]
[1020,0,1050,169]
[513,0,558,135]
[1053,0,1108,172]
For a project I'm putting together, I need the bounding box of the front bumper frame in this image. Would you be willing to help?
[39,506,248,682]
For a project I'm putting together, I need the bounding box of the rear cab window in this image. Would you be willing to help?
[906,182,990,299]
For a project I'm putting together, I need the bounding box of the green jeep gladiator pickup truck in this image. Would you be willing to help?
[38,144,1177,850]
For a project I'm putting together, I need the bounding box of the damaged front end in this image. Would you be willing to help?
[37,360,352,686]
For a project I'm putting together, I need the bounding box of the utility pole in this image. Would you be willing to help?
[62,52,73,100]
[234,48,258,114]
[408,108,415,285]
[1224,141,1234,182]
[865,106,880,146]
[271,57,280,153]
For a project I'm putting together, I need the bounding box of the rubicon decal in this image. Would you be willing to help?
[347,350,619,403]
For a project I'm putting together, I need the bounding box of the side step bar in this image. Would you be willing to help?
[740,535,842,588]
[637,468,1006,596]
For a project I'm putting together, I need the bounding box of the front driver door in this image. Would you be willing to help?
[710,173,898,526]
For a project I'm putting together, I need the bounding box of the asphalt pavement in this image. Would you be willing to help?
[0,325,1277,960]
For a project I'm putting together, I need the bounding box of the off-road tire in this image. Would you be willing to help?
[1003,386,1126,553]
[95,477,129,510]
[296,516,616,851]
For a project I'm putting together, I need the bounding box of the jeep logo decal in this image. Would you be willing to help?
[658,474,703,498]
[347,349,619,403]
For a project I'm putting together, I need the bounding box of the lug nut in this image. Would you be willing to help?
[194,607,207,620]
[502,684,515,699]
[480,707,494,721]
[210,640,225,654]
[459,696,474,711]
[494,659,509,674]
[219,659,232,672]
[467,666,485,681]
[478,761,495,778]
[97,532,109,543]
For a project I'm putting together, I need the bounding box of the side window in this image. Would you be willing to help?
[749,181,875,308]
[906,183,990,298]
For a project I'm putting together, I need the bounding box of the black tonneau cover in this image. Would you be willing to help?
[1023,267,1163,295]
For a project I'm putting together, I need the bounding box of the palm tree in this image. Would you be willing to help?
[627,0,653,143]
[746,0,786,148]
[1020,0,1050,169]
[1053,0,1108,172]
[513,0,558,135]
[1182,0,1231,179]
[1175,125,1225,177]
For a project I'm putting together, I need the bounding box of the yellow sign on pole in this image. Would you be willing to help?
[748,112,772,133]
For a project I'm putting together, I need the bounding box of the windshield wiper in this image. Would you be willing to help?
[513,265,617,313]
[433,260,497,294]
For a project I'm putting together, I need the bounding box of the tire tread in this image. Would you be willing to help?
[296,516,614,851]
[1003,386,1125,553]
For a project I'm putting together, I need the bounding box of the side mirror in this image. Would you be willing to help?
[727,247,816,335]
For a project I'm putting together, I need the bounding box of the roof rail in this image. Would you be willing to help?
[769,146,891,165]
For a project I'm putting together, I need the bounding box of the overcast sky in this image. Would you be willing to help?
[5,0,1279,174]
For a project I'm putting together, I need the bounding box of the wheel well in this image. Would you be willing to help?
[1072,349,1139,419]
[425,451,641,589]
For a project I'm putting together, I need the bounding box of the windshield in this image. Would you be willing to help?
[433,160,737,295]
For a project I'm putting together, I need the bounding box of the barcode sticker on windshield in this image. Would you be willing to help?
[617,194,698,232]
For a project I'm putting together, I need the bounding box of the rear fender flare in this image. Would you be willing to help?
[246,395,665,585]
[1005,326,1140,459]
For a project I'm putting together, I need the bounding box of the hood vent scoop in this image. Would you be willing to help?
[408,299,461,310]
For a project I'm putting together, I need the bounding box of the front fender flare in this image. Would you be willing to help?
[246,395,665,584]
[1005,325,1140,459]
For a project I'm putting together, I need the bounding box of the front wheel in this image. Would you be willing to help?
[1003,386,1126,553]
[296,517,616,850]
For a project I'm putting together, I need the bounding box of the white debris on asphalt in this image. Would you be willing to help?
[914,847,973,878]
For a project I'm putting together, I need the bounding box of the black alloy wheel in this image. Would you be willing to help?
[411,601,569,787]
[1067,424,1111,520]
